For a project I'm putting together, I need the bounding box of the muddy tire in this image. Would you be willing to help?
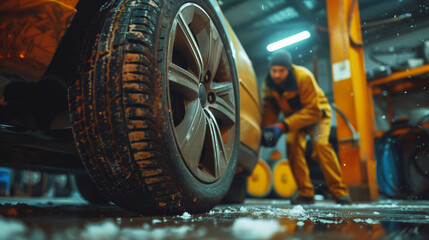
[222,175,247,204]
[75,174,110,204]
[68,0,240,214]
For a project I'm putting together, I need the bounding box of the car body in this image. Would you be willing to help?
[0,0,261,213]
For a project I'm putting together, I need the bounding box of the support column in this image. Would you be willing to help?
[326,0,378,201]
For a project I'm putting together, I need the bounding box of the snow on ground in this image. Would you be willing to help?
[180,212,192,219]
[364,218,380,224]
[51,219,199,240]
[119,225,196,240]
[0,216,45,240]
[231,218,284,239]
[208,201,429,226]
[2,199,429,239]
[0,216,27,239]
[81,220,120,240]
[152,219,162,224]
[296,221,305,226]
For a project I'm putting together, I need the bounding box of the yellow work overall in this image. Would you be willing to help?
[262,65,349,198]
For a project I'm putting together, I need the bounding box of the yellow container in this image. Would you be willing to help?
[272,159,297,198]
[247,159,272,198]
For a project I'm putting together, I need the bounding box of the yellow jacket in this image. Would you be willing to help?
[262,65,331,132]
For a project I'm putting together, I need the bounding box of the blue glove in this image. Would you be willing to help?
[261,123,286,147]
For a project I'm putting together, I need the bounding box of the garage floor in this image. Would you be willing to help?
[1,197,429,240]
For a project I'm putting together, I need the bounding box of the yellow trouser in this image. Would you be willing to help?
[286,116,349,198]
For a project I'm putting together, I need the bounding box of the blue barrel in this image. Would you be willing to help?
[0,168,11,196]
[376,137,406,198]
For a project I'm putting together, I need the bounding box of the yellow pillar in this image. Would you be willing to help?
[326,0,378,201]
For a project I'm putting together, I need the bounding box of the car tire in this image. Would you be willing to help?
[68,0,240,214]
[75,174,110,204]
[222,174,247,204]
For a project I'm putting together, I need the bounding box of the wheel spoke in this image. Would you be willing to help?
[205,21,223,81]
[206,110,227,178]
[168,63,199,100]
[176,12,204,77]
[209,82,235,124]
[175,100,207,171]
[211,82,233,97]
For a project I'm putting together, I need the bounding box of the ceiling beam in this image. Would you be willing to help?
[235,0,321,34]
[287,0,317,24]
[312,0,324,13]
[234,0,290,31]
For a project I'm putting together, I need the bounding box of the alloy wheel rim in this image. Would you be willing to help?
[166,3,237,183]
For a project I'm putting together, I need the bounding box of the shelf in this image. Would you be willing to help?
[368,64,429,136]
[368,64,429,88]
[372,79,428,96]
[374,123,429,138]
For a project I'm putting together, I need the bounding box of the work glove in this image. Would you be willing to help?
[261,123,288,147]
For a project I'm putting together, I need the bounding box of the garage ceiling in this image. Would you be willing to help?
[219,0,429,76]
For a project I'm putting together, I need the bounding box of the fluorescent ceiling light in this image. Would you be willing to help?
[266,31,311,52]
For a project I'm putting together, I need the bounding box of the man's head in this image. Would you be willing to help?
[269,51,292,85]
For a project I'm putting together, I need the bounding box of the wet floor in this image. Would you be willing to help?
[1,196,429,240]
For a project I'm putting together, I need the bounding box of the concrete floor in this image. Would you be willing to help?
[1,196,429,240]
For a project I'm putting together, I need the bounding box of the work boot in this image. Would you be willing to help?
[335,195,352,205]
[290,195,315,205]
